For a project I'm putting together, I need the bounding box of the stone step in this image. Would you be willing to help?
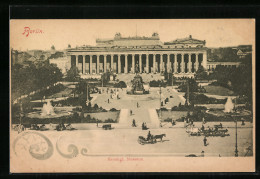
[118,108,129,124]
[148,108,161,129]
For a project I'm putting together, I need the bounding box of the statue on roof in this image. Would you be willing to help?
[115,32,122,39]
[152,32,159,37]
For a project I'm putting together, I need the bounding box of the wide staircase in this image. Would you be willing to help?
[116,73,164,84]
[118,108,129,126]
[118,108,160,129]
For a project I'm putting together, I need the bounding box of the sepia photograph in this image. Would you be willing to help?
[10,19,255,172]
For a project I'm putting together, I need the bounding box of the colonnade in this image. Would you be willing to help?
[71,52,207,74]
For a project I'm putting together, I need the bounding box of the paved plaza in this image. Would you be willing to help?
[11,85,253,158]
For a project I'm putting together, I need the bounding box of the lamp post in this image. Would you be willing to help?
[19,102,23,125]
[172,74,174,88]
[86,83,89,106]
[235,117,238,157]
[159,84,162,119]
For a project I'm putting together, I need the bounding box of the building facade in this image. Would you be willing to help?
[207,61,242,72]
[66,33,208,76]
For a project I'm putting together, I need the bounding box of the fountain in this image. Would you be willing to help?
[27,99,73,119]
[41,100,55,116]
[205,96,251,119]
[224,97,234,113]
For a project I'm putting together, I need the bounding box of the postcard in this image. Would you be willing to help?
[10,19,255,172]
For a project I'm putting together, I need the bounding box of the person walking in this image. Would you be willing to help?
[147,131,152,141]
[202,117,206,124]
[203,136,208,146]
[132,119,136,127]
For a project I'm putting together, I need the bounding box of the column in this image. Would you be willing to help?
[139,54,142,73]
[132,54,135,73]
[174,54,177,73]
[96,55,100,74]
[167,54,170,72]
[111,55,114,72]
[104,55,107,73]
[160,54,163,72]
[188,54,191,73]
[125,54,128,74]
[83,55,86,74]
[153,54,156,73]
[181,54,184,73]
[195,53,199,71]
[146,54,149,73]
[118,55,121,74]
[75,55,79,70]
[90,55,93,74]
[202,52,207,70]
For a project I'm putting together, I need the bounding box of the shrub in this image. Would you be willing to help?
[104,118,116,123]
[110,108,118,112]
[160,107,168,111]
[164,117,172,122]
[114,81,127,88]
[149,80,166,87]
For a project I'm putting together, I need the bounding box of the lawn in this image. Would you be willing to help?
[204,85,234,96]
[83,111,120,122]
[47,88,73,98]
[160,111,190,121]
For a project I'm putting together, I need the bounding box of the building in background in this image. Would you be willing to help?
[67,33,208,77]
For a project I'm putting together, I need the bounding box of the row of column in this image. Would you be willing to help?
[73,53,207,74]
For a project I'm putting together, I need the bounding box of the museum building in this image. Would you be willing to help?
[67,33,208,76]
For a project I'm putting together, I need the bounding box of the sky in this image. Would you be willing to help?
[10,19,255,51]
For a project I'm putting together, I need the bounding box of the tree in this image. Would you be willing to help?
[66,66,80,82]
[164,71,176,86]
[51,45,55,50]
[11,62,63,101]
[101,72,111,86]
[74,80,91,108]
[195,66,208,80]
[178,78,198,93]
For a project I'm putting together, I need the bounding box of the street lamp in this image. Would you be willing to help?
[172,73,174,88]
[234,117,239,157]
[159,84,162,119]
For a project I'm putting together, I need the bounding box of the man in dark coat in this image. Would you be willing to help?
[203,137,207,146]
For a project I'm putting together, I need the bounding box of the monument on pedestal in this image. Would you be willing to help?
[127,74,149,95]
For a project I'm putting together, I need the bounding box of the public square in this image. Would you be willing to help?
[10,85,253,158]
[10,19,255,173]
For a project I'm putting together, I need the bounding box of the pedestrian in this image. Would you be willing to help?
[132,119,136,127]
[96,120,99,127]
[147,131,152,140]
[137,102,139,108]
[108,99,110,103]
[130,110,132,116]
[203,137,207,146]
[202,117,206,124]
[201,124,205,131]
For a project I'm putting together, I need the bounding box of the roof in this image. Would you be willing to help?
[164,35,205,45]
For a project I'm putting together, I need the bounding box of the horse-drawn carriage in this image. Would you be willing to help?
[202,129,229,137]
[138,134,166,145]
[138,136,156,145]
[102,124,113,130]
[187,125,229,137]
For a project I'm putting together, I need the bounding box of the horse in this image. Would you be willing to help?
[153,134,166,142]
